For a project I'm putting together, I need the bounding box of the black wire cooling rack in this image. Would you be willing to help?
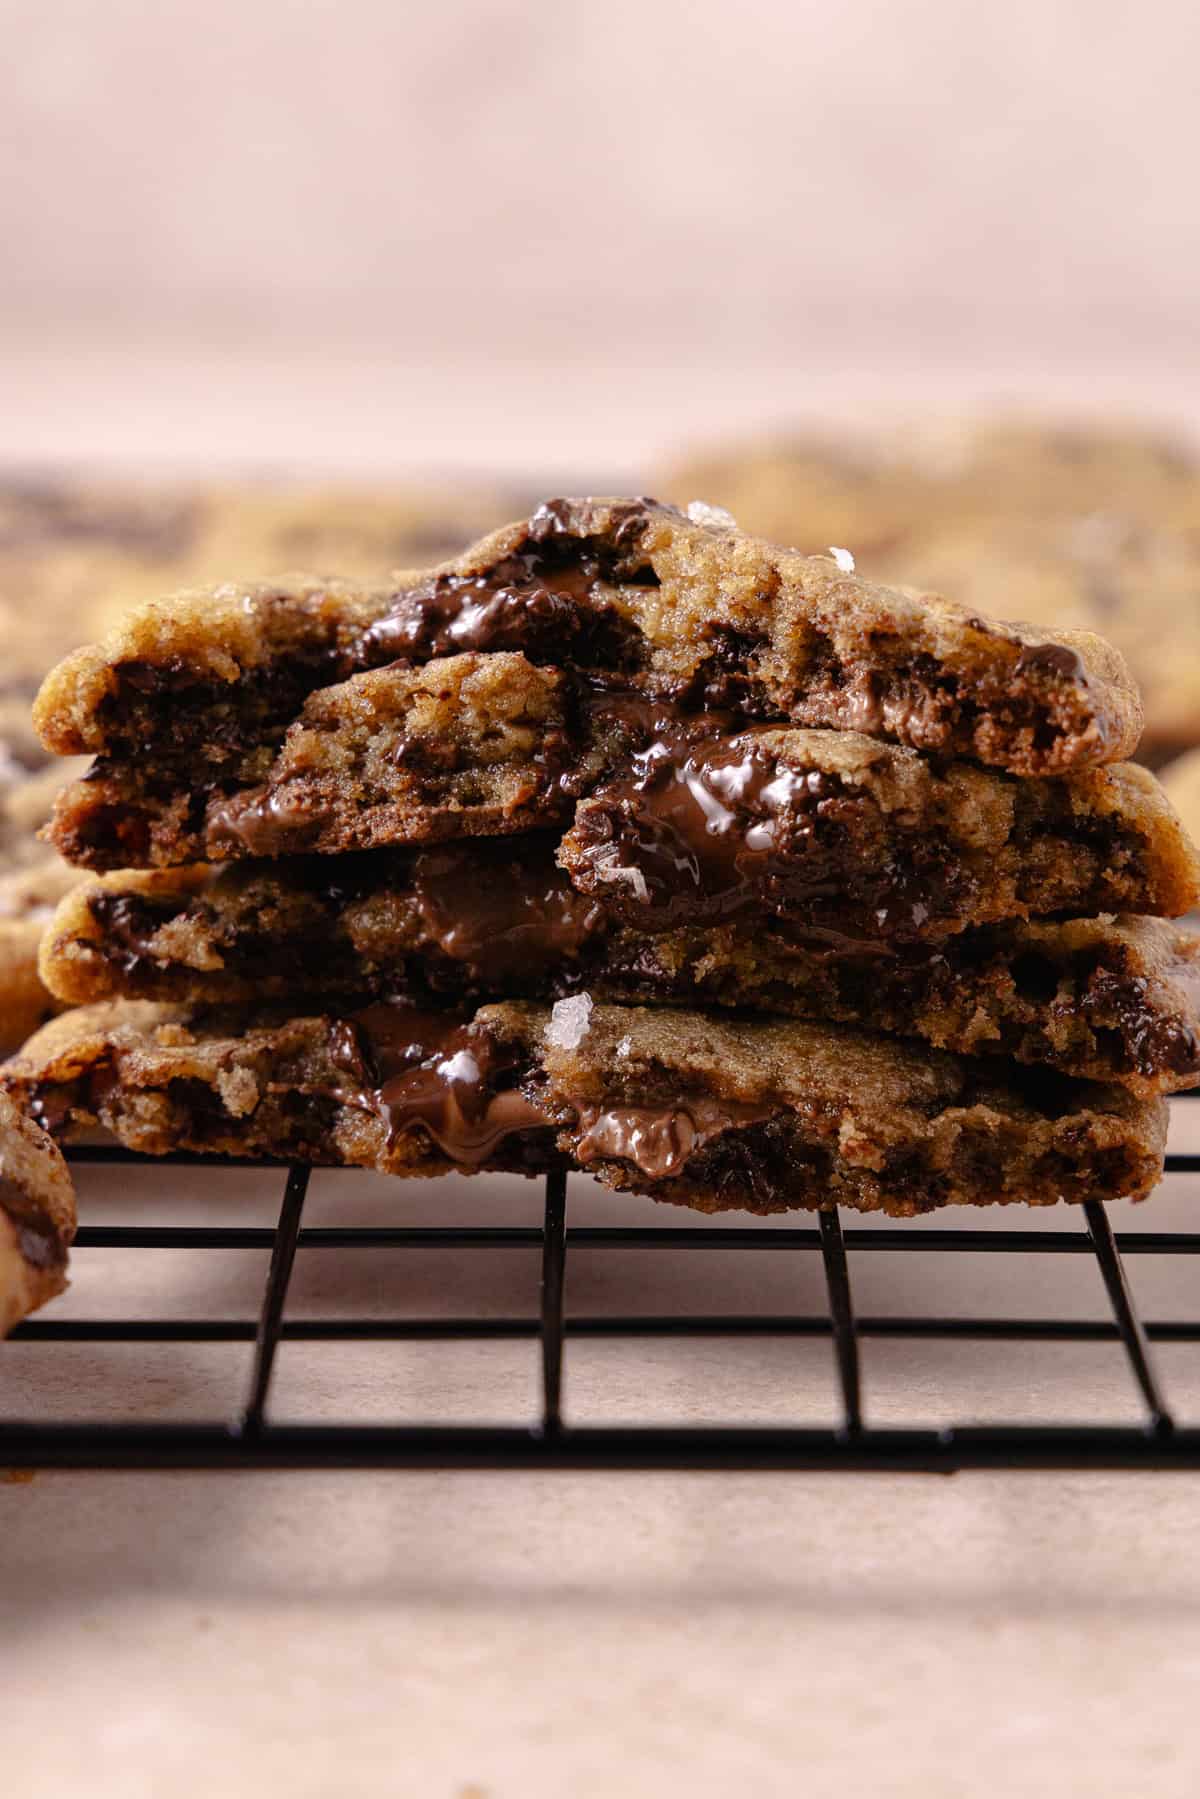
[5,1116,1200,1473]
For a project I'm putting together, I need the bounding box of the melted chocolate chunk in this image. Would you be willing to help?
[526,496,666,552]
[1014,642,1086,680]
[87,892,170,975]
[326,1002,550,1162]
[357,534,646,673]
[1083,961,1200,1077]
[568,732,854,928]
[208,787,328,858]
[573,1098,775,1180]
[0,1173,67,1271]
[678,625,776,716]
[406,845,604,982]
[566,715,988,937]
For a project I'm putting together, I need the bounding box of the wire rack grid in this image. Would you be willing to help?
[4,1115,1200,1473]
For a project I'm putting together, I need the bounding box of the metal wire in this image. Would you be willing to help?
[4,1128,1199,1472]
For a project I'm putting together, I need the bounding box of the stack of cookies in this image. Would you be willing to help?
[8,497,1200,1223]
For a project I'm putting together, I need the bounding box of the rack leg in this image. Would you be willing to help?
[240,1165,310,1433]
[539,1170,568,1435]
[1083,1199,1173,1434]
[818,1207,863,1435]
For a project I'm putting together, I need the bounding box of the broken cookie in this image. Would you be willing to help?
[34,497,1142,784]
[39,662,1199,940]
[36,847,1200,1096]
[2,997,1167,1218]
[0,1089,75,1337]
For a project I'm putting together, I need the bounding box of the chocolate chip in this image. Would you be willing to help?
[1014,643,1084,679]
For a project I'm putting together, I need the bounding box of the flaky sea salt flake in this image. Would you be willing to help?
[547,993,594,1050]
[687,500,737,530]
[589,846,650,903]
[829,545,856,573]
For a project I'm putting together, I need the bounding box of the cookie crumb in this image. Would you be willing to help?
[686,499,737,529]
[829,545,856,572]
[547,994,594,1049]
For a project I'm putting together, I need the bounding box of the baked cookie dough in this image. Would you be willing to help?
[660,422,1200,765]
[0,1089,75,1337]
[3,998,1167,1218]
[35,497,1142,782]
[37,848,1200,1097]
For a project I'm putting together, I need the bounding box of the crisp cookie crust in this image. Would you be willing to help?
[34,497,1142,778]
[3,998,1167,1218]
[0,1088,75,1337]
[37,850,1200,1095]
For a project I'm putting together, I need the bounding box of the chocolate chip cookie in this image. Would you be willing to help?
[0,1089,74,1337]
[661,422,1200,764]
[3,997,1166,1218]
[35,497,1142,784]
[36,848,1200,1096]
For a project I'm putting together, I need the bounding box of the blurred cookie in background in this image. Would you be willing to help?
[657,436,931,562]
[0,473,532,689]
[0,763,88,1055]
[1162,749,1200,869]
[659,418,1200,764]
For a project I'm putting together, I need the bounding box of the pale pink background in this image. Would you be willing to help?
[3,0,1199,476]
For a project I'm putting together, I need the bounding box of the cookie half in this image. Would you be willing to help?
[42,673,1200,936]
[34,497,1142,779]
[4,998,1166,1218]
[37,849,1200,1096]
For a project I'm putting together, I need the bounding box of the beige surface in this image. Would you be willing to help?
[5,1104,1200,1797]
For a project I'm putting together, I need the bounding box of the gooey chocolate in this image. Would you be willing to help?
[325,1001,552,1163]
[317,998,779,1180]
[403,843,604,983]
[562,700,997,938]
[356,504,656,673]
[574,1098,775,1181]
[208,786,329,860]
[566,730,855,928]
